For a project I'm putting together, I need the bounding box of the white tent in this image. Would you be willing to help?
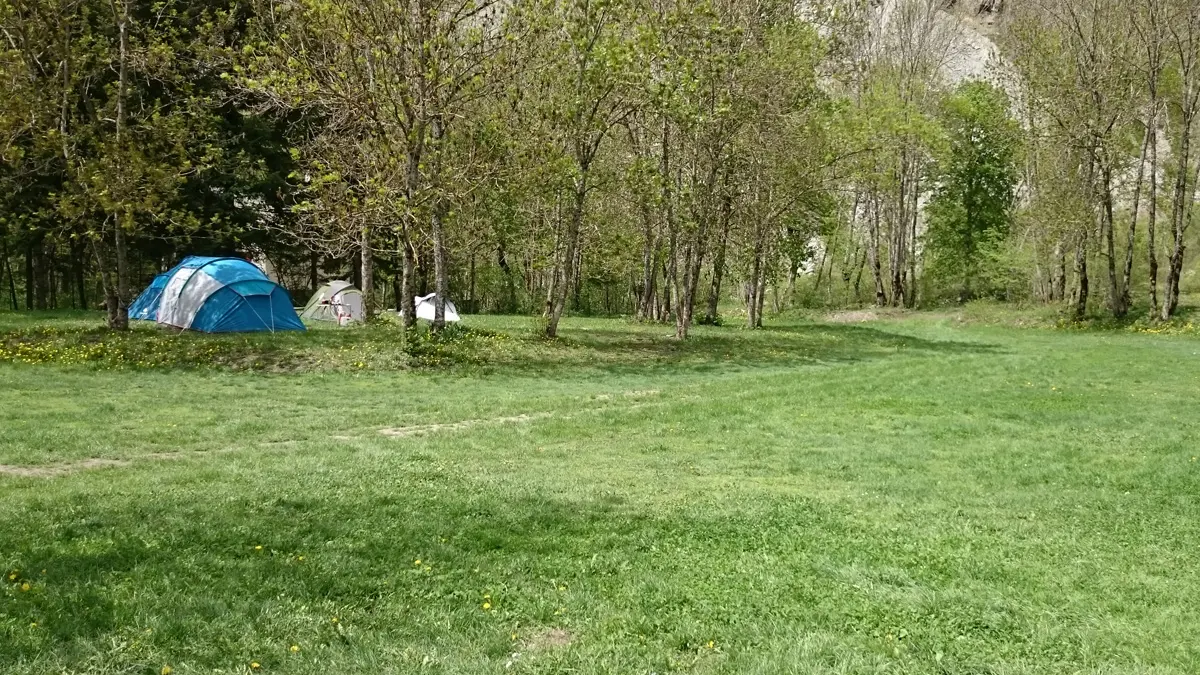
[414,293,460,322]
[300,281,364,324]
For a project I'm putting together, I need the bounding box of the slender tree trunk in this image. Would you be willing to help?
[546,176,587,338]
[360,226,375,321]
[1121,128,1151,315]
[1052,239,1066,302]
[1148,105,1160,318]
[852,246,866,301]
[868,194,887,306]
[309,251,319,294]
[1162,115,1192,320]
[392,265,402,313]
[755,244,768,328]
[95,238,118,327]
[905,170,919,308]
[350,249,362,288]
[1073,230,1089,321]
[704,187,732,325]
[24,242,34,310]
[747,232,763,329]
[571,241,584,311]
[814,225,837,295]
[103,0,131,330]
[468,250,477,314]
[2,233,17,310]
[113,226,129,330]
[48,246,57,309]
[891,156,910,308]
[498,242,516,313]
[1100,163,1124,317]
[401,239,416,329]
[637,204,658,321]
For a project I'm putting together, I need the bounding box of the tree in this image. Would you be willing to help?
[925,81,1020,302]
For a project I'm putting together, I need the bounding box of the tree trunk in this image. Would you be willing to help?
[24,242,34,310]
[1052,239,1066,302]
[868,194,887,306]
[1100,163,1124,317]
[747,236,762,329]
[755,248,768,329]
[431,197,449,331]
[400,240,416,329]
[309,251,319,294]
[1072,230,1089,321]
[571,242,584,311]
[1,233,17,310]
[1121,128,1151,316]
[73,236,87,310]
[1148,106,1160,318]
[105,0,131,331]
[498,242,516,314]
[95,241,118,328]
[907,171,919,308]
[546,177,587,338]
[392,265,402,313]
[1162,116,1192,320]
[112,227,129,330]
[47,246,57,310]
[704,188,732,325]
[360,226,375,321]
[637,204,657,321]
[891,156,910,308]
[468,250,477,314]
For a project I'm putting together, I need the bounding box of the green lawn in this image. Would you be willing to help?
[2,311,1199,674]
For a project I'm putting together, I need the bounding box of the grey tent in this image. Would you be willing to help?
[300,281,364,324]
[414,293,460,322]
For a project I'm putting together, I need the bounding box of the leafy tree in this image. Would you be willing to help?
[925,81,1020,302]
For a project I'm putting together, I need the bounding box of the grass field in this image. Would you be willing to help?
[2,309,1199,674]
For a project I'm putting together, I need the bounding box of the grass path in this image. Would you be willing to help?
[2,313,1199,674]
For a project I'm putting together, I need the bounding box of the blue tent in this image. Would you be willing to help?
[129,272,170,321]
[130,256,304,333]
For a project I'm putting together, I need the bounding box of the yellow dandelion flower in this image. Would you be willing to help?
[414,559,421,566]
[482,601,492,610]
[20,582,30,592]
[290,644,300,653]
[331,617,339,624]
[297,556,305,561]
[7,572,16,581]
[161,667,173,675]
[29,622,37,628]
[255,545,263,551]
[707,640,715,649]
[250,661,261,670]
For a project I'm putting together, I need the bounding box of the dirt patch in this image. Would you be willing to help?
[0,440,308,479]
[0,457,130,478]
[378,412,554,438]
[523,628,574,651]
[825,310,880,323]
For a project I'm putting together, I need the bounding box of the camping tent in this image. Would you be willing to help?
[300,281,363,323]
[129,272,170,321]
[414,293,460,322]
[128,256,305,333]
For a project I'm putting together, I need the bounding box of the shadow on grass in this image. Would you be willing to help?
[0,478,858,670]
[482,321,1000,378]
[0,309,999,376]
